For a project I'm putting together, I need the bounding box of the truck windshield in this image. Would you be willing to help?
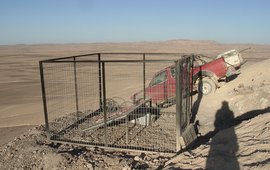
[149,71,167,86]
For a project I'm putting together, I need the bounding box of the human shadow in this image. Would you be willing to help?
[160,102,269,169]
[205,101,239,170]
[190,76,203,137]
[190,81,203,124]
[196,102,270,170]
[195,105,270,147]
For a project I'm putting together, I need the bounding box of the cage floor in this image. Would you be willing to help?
[50,109,177,152]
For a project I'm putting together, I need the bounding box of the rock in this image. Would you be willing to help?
[143,155,151,161]
[122,165,131,170]
[86,163,94,170]
[153,159,159,163]
[134,156,141,161]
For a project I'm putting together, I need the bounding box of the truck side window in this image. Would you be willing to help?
[170,67,175,77]
[149,71,167,86]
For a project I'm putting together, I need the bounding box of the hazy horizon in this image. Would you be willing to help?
[1,0,270,45]
[2,39,270,46]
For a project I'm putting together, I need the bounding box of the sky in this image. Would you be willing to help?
[0,0,270,45]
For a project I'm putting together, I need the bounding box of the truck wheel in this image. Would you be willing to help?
[198,77,216,95]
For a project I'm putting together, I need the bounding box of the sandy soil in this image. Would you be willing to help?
[0,125,34,146]
[0,40,270,169]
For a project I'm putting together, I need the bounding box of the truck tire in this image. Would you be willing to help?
[198,77,216,95]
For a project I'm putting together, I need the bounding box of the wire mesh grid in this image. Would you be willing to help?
[40,53,191,153]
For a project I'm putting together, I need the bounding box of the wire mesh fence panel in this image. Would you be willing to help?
[43,62,77,134]
[143,61,178,152]
[179,57,193,132]
[76,62,100,113]
[40,53,193,153]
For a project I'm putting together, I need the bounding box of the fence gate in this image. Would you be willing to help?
[39,53,196,153]
[175,56,197,149]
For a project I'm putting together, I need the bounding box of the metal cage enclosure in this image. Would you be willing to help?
[39,53,193,153]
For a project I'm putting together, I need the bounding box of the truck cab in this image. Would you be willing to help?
[145,66,176,106]
[132,52,243,107]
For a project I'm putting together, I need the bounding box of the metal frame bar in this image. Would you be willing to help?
[41,52,187,62]
[73,57,79,119]
[179,58,187,132]
[143,54,146,100]
[98,54,103,109]
[102,61,108,147]
[41,53,99,62]
[186,56,193,122]
[175,60,182,151]
[39,61,49,132]
[49,139,175,153]
[41,59,176,63]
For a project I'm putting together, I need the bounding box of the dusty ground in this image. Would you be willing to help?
[0,40,269,169]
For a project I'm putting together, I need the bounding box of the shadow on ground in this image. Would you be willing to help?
[162,101,269,169]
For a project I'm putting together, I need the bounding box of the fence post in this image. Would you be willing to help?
[98,54,103,110]
[126,116,129,144]
[186,57,192,122]
[175,59,182,151]
[73,57,79,120]
[102,61,108,147]
[39,61,50,137]
[143,53,146,100]
[190,56,194,122]
[142,54,148,126]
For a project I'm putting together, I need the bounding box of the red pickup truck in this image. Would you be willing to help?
[132,55,242,107]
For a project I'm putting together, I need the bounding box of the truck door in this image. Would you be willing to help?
[166,67,176,101]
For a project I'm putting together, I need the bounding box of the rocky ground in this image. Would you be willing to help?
[0,125,174,169]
